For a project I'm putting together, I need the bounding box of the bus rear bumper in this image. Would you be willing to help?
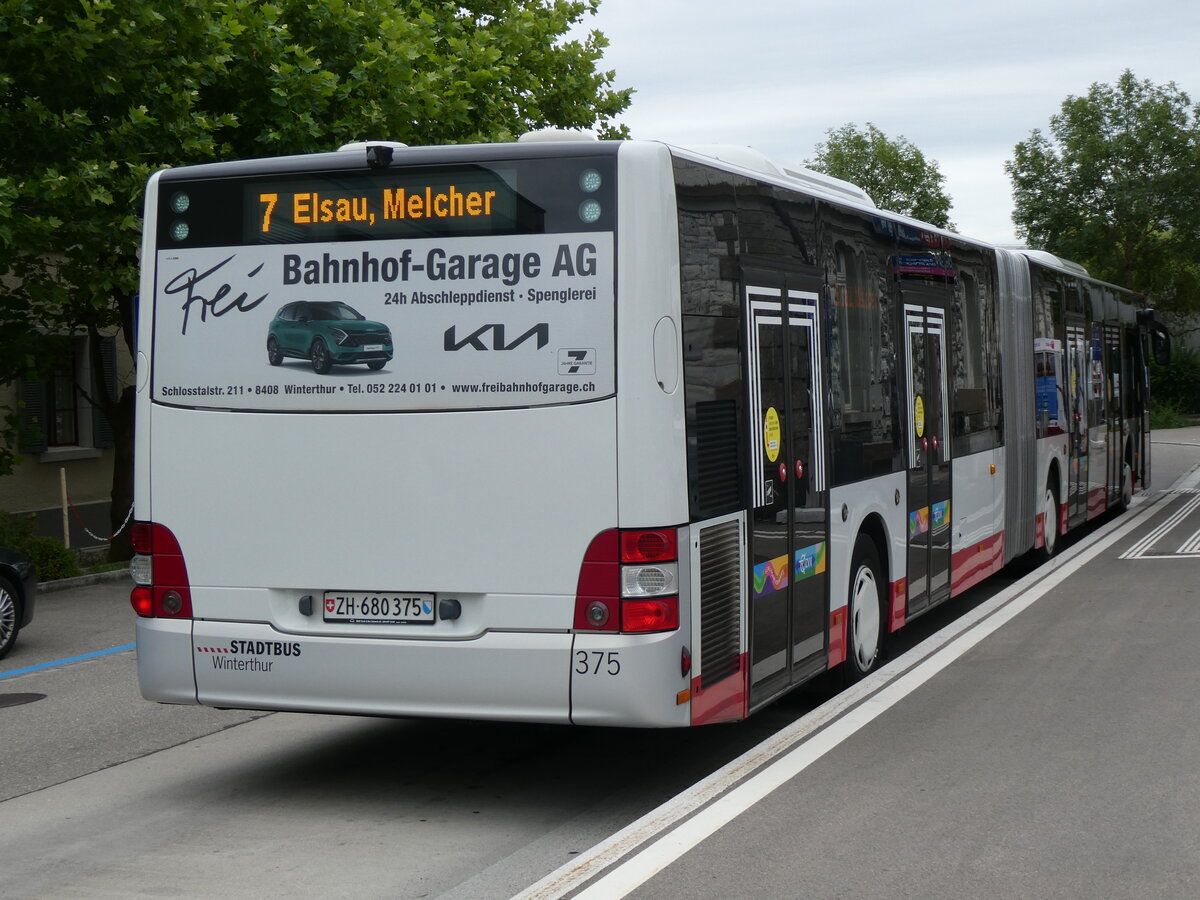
[569,630,692,727]
[136,617,199,704]
[188,620,573,723]
[138,619,695,726]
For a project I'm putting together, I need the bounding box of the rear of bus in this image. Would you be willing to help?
[132,138,695,726]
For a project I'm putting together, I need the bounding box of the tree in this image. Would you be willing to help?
[806,122,954,229]
[1006,70,1200,327]
[0,0,631,558]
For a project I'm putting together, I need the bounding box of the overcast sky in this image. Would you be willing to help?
[578,0,1200,246]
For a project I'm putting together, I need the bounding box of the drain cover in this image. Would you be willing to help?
[0,692,47,709]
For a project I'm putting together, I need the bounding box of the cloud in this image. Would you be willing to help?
[579,0,1200,245]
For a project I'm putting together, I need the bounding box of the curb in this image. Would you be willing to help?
[39,567,131,594]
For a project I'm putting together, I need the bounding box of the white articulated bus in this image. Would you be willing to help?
[132,133,1169,726]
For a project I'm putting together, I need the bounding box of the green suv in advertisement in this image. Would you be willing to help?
[266,301,393,374]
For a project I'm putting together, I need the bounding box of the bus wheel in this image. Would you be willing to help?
[310,338,332,374]
[1118,462,1133,511]
[267,337,282,366]
[845,535,884,683]
[1036,482,1059,561]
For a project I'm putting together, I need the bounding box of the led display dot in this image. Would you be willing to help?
[170,221,190,241]
[579,169,602,192]
[579,199,602,224]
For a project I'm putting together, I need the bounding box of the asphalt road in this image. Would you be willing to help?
[552,429,1200,899]
[2,428,1197,899]
[0,581,817,898]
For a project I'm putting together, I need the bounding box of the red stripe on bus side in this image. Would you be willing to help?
[951,532,1005,598]
[889,578,907,632]
[828,606,847,668]
[690,654,748,726]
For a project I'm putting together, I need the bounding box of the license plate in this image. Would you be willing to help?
[323,592,435,625]
[363,344,383,352]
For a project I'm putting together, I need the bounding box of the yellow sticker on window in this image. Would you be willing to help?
[764,407,781,462]
[914,395,925,438]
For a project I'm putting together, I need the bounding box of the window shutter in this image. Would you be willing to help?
[92,336,117,449]
[19,380,48,453]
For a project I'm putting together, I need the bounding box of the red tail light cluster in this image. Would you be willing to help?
[574,528,680,633]
[129,522,193,619]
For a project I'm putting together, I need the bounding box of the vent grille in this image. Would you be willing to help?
[694,400,740,515]
[343,330,390,346]
[698,519,742,689]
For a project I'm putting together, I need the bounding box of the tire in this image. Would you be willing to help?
[310,338,331,374]
[366,359,386,371]
[0,576,21,660]
[844,535,885,683]
[267,336,282,366]
[1035,481,1059,562]
[1118,461,1133,512]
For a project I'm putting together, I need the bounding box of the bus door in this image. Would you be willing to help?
[1104,323,1124,503]
[744,271,829,706]
[1086,324,1106,517]
[1066,320,1089,525]
[1131,324,1150,490]
[902,289,952,615]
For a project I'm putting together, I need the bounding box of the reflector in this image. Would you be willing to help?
[621,596,679,633]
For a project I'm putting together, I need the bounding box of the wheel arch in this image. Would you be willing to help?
[829,474,906,636]
[1046,455,1062,501]
[856,512,891,585]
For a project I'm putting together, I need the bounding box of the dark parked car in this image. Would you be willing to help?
[266,301,393,374]
[0,547,36,659]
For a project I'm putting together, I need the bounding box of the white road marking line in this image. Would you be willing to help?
[1121,491,1200,559]
[1178,524,1200,555]
[516,462,1200,900]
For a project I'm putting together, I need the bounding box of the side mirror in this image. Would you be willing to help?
[1151,322,1171,367]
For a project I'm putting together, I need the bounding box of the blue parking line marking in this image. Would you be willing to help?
[0,643,136,680]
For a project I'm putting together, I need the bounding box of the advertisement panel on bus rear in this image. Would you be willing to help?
[151,232,614,411]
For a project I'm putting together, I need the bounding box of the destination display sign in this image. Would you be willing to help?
[245,168,522,243]
[156,156,615,249]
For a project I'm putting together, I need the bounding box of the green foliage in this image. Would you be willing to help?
[0,0,632,479]
[1007,71,1200,320]
[21,534,82,581]
[0,512,82,581]
[1149,401,1189,430]
[1150,344,1200,416]
[806,122,954,229]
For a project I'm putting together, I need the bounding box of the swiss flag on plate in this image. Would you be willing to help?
[325,598,336,612]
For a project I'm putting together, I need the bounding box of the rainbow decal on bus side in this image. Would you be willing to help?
[908,507,930,537]
[931,500,950,530]
[753,554,789,598]
[794,542,826,581]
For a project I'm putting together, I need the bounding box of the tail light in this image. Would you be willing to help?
[130,522,193,619]
[574,527,680,634]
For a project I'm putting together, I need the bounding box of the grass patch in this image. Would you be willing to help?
[1151,401,1191,430]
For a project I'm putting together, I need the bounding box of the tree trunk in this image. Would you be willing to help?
[85,313,137,564]
[107,385,135,562]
